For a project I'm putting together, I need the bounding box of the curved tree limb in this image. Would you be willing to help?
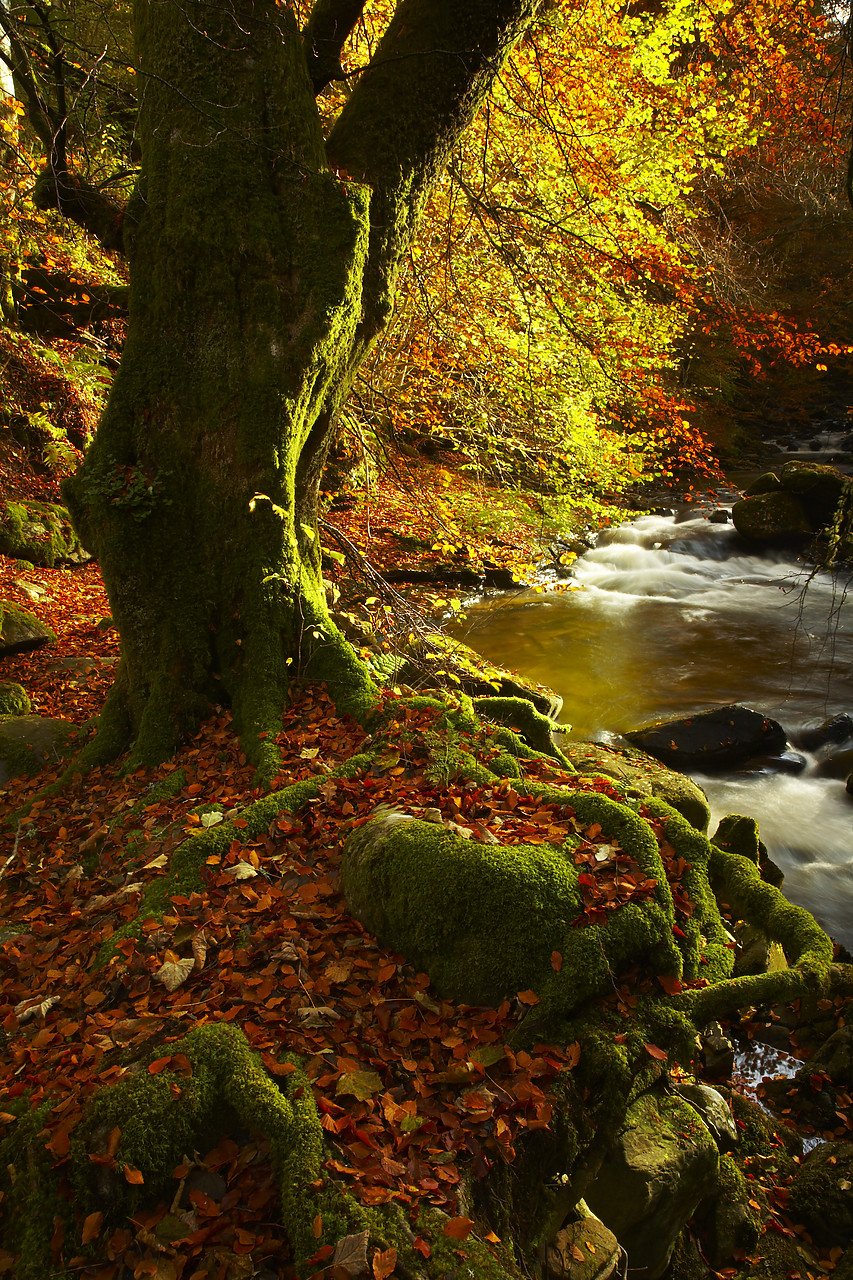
[302,0,366,94]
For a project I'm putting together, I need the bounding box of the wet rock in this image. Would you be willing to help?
[797,714,853,752]
[788,1141,853,1246]
[708,509,729,523]
[0,602,55,657]
[814,747,853,779]
[671,1082,738,1152]
[738,750,807,775]
[545,1213,621,1280]
[701,1022,735,1078]
[624,705,787,770]
[584,1088,719,1280]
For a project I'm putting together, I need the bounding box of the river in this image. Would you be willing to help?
[451,493,853,947]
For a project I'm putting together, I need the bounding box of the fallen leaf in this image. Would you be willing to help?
[200,811,223,827]
[333,1228,369,1274]
[192,932,208,971]
[155,958,195,992]
[124,1164,144,1185]
[298,1006,341,1028]
[643,1043,668,1061]
[373,1245,397,1279]
[81,1211,103,1244]
[444,1217,474,1240]
[336,1070,383,1101]
[14,995,60,1022]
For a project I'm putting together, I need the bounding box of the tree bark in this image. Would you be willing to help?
[64,0,540,776]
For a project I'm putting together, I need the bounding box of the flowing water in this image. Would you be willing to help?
[451,499,853,946]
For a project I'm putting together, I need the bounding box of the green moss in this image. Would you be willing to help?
[0,601,56,647]
[0,498,83,567]
[0,682,31,716]
[0,715,77,782]
[341,789,698,1012]
[0,1098,69,1279]
[474,695,573,768]
[70,1023,341,1270]
[563,740,710,832]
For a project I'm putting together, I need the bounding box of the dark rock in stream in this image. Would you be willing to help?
[624,705,788,770]
[796,713,853,752]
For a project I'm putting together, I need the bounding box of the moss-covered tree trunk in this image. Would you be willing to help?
[62,0,539,773]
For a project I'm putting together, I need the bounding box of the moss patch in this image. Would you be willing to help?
[0,498,85,567]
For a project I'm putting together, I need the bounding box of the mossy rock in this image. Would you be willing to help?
[341,790,731,1012]
[731,491,813,543]
[780,460,846,526]
[584,1087,719,1280]
[0,601,55,657]
[788,1140,853,1246]
[0,682,31,716]
[2,1022,525,1280]
[0,714,76,783]
[563,739,710,832]
[0,498,87,567]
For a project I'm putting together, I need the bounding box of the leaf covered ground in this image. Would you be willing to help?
[1,470,852,1280]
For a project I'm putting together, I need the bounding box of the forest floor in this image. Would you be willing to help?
[0,450,851,1280]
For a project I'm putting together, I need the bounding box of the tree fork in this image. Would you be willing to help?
[61,0,543,776]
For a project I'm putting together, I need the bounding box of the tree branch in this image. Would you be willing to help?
[302,0,366,94]
[326,0,540,345]
[32,169,127,253]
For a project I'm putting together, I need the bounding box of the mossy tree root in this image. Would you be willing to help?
[3,1021,525,1279]
[676,840,834,1027]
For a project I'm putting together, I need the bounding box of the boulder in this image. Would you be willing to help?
[562,740,710,832]
[814,746,853,780]
[341,793,731,1012]
[0,602,56,657]
[0,682,31,716]
[0,715,77,784]
[0,498,88,566]
[780,460,846,525]
[731,491,812,544]
[624,705,787,770]
[788,1141,853,1246]
[584,1088,719,1280]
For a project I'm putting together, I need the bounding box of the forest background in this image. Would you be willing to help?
[3,0,853,533]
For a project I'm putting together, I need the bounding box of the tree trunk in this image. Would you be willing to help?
[63,0,539,775]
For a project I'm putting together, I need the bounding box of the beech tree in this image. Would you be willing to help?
[4,0,540,774]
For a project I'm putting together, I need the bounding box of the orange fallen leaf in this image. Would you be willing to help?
[444,1217,474,1240]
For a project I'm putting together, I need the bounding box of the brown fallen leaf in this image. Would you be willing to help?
[155,958,195,993]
